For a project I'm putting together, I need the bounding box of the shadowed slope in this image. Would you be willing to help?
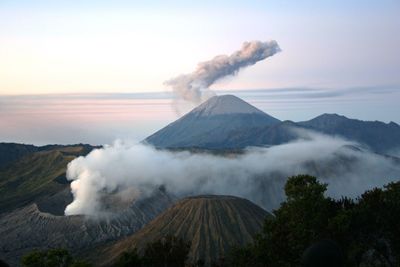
[0,145,95,214]
[299,114,400,154]
[98,195,270,266]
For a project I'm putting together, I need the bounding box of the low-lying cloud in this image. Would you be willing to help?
[165,40,281,105]
[65,131,400,217]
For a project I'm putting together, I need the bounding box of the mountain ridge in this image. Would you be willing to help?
[299,113,400,153]
[0,145,96,214]
[145,95,400,154]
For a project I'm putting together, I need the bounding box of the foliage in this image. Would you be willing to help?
[114,235,190,267]
[220,175,400,267]
[21,249,92,267]
[114,248,143,267]
[0,259,10,267]
[143,235,190,267]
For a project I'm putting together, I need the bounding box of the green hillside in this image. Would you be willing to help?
[0,145,95,214]
[0,143,39,169]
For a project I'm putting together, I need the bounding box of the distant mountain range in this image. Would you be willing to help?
[298,113,400,154]
[0,143,95,170]
[145,94,400,155]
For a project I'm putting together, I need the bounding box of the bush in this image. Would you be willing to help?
[0,259,10,267]
[223,175,400,267]
[114,249,142,267]
[21,249,91,267]
[114,235,190,267]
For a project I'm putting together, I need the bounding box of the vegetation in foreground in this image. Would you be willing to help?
[220,175,400,267]
[114,235,191,267]
[17,175,400,267]
[21,249,91,267]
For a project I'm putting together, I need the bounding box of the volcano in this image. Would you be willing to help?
[96,195,270,266]
[145,94,280,149]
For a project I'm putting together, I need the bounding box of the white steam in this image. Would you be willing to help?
[65,132,400,217]
[165,40,281,104]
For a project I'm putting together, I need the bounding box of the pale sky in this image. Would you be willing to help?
[1,1,400,145]
[1,0,399,95]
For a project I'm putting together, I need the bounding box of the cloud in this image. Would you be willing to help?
[164,40,281,104]
[65,131,400,217]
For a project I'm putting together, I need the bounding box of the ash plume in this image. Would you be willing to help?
[65,131,400,217]
[165,40,281,104]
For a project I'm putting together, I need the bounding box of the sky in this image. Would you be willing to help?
[0,0,399,144]
[1,0,399,94]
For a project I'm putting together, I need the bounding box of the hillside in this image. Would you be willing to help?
[97,195,270,266]
[0,144,95,214]
[0,143,38,169]
[299,113,400,154]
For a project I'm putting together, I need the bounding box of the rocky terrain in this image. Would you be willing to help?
[95,195,269,266]
[0,189,175,266]
[0,144,176,266]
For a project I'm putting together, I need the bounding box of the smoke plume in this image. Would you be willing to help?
[165,40,281,104]
[65,131,400,217]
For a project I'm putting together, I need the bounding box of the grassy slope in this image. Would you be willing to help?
[0,143,39,169]
[0,145,94,214]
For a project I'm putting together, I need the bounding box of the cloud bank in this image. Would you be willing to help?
[165,40,281,104]
[65,132,400,217]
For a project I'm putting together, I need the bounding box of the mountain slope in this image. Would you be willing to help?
[145,95,280,149]
[215,120,300,148]
[97,195,270,266]
[0,143,38,169]
[0,144,95,214]
[299,114,400,154]
[0,143,95,169]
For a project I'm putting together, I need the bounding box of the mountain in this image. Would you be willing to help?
[0,144,96,214]
[299,113,400,154]
[145,95,281,149]
[236,115,400,154]
[213,120,300,148]
[95,195,270,266]
[0,143,95,170]
[0,143,38,169]
[145,96,400,154]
